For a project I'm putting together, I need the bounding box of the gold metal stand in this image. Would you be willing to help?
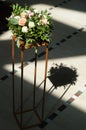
[12,36,48,130]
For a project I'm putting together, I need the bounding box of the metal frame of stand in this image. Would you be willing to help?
[12,36,48,130]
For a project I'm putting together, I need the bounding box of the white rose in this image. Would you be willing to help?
[22,26,28,33]
[14,16,20,19]
[28,21,35,28]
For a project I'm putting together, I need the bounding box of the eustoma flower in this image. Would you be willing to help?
[28,11,34,18]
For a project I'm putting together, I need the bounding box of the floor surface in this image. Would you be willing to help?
[0,0,86,130]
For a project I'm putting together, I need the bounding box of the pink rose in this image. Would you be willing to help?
[18,18,27,26]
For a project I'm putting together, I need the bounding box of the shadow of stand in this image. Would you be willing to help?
[36,63,78,119]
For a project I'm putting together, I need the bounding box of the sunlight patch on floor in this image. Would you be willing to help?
[0,30,12,41]
[51,7,86,28]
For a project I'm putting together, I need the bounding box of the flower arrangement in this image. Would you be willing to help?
[7,4,53,49]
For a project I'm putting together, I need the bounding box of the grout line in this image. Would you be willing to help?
[53,0,71,8]
[66,35,72,39]
[60,38,66,43]
[38,85,86,129]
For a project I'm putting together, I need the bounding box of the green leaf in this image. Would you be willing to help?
[9,18,18,25]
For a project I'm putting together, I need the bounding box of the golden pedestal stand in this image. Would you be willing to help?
[12,36,48,130]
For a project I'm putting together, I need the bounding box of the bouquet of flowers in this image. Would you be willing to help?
[7,4,53,49]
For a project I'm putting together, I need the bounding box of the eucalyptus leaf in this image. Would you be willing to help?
[9,18,18,25]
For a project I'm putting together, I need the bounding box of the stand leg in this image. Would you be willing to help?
[12,38,15,114]
[33,50,38,108]
[20,48,24,129]
[42,46,48,120]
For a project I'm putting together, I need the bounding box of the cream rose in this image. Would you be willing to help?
[20,12,27,18]
[41,18,49,25]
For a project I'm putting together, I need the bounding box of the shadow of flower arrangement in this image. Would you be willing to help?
[48,63,78,89]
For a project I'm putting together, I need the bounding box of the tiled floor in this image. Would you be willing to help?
[0,0,86,130]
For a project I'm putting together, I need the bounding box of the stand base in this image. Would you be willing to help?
[13,108,43,130]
